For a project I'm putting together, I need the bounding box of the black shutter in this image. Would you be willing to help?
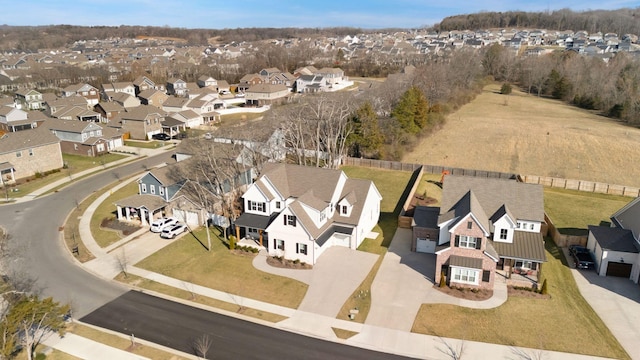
[274,240,277,250]
[292,216,297,227]
[284,215,287,225]
[296,243,299,254]
[482,270,491,282]
[454,235,459,247]
[476,237,482,249]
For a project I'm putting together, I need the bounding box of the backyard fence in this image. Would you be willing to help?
[544,213,587,248]
[521,175,640,197]
[398,166,425,229]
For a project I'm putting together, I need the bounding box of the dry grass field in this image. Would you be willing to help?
[403,84,640,188]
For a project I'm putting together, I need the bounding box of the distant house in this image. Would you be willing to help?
[137,89,169,108]
[162,96,190,114]
[235,163,382,265]
[422,175,546,290]
[94,101,125,123]
[45,118,123,156]
[14,89,44,110]
[0,127,63,184]
[113,105,165,140]
[587,197,640,283]
[296,75,326,93]
[133,76,156,96]
[245,84,289,106]
[0,106,34,132]
[61,83,100,105]
[101,82,135,101]
[197,76,217,88]
[238,73,264,92]
[110,92,141,109]
[166,78,187,97]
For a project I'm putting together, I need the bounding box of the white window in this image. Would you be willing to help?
[516,222,521,229]
[74,144,78,150]
[467,221,473,229]
[159,187,164,195]
[297,243,307,255]
[530,224,534,230]
[141,183,147,193]
[275,239,285,250]
[15,151,21,158]
[515,260,536,270]
[150,185,155,194]
[28,148,34,156]
[285,215,296,226]
[249,201,265,212]
[500,229,508,240]
[341,205,347,215]
[458,235,478,249]
[452,268,479,285]
[275,201,281,209]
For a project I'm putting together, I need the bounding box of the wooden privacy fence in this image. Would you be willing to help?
[398,166,425,228]
[522,175,640,197]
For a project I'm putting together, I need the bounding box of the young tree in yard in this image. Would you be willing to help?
[391,86,429,135]
[1,295,70,360]
[348,101,384,158]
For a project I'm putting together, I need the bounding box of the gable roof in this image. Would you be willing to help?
[439,190,491,235]
[0,127,60,154]
[440,175,544,223]
[260,163,343,202]
[588,225,639,253]
[611,197,640,241]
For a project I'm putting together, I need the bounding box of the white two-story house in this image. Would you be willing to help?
[234,163,382,265]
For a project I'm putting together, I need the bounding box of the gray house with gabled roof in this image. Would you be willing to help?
[587,197,640,282]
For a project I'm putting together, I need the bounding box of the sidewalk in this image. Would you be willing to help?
[67,180,615,360]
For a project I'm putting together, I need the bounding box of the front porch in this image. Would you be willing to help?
[115,194,167,226]
[495,269,540,288]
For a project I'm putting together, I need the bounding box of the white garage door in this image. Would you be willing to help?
[174,209,199,227]
[332,234,351,248]
[416,238,436,253]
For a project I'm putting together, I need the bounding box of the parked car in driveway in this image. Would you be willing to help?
[160,223,188,239]
[152,133,171,141]
[150,217,178,233]
[572,250,595,269]
[569,244,589,256]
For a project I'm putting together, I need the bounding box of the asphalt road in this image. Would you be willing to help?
[0,152,174,317]
[0,152,416,359]
[82,291,414,360]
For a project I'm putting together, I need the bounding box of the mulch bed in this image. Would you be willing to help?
[405,195,438,216]
[507,287,550,299]
[433,284,494,301]
[100,218,142,236]
[266,256,313,270]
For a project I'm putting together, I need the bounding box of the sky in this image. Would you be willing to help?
[4,0,640,29]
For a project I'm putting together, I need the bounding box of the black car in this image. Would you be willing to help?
[572,250,595,269]
[569,244,589,256]
[152,133,171,141]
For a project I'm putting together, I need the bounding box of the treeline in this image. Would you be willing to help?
[0,25,367,51]
[483,44,640,125]
[434,8,640,36]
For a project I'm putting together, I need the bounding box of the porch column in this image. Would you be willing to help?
[116,205,123,220]
[9,168,15,183]
[125,207,131,221]
[235,225,240,240]
[259,229,263,247]
[147,209,153,226]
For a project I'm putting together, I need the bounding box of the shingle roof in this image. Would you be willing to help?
[413,206,440,228]
[260,163,343,202]
[611,197,640,241]
[440,175,544,222]
[439,190,491,234]
[490,231,547,262]
[588,225,639,253]
[0,127,60,154]
[114,194,166,211]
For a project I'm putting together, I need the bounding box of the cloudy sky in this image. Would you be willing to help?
[4,0,640,29]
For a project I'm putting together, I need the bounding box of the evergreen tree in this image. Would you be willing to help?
[391,86,429,135]
[348,101,384,158]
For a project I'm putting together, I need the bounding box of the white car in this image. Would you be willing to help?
[150,217,178,233]
[160,223,188,239]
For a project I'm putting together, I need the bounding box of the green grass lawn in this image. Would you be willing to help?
[411,238,629,359]
[414,172,443,206]
[90,181,140,248]
[336,166,415,322]
[135,226,308,309]
[4,153,127,199]
[544,187,632,235]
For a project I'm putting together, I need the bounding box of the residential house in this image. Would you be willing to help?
[0,106,34,132]
[137,89,169,108]
[234,163,382,265]
[94,101,125,123]
[133,75,156,96]
[166,78,187,97]
[216,80,231,94]
[101,82,135,101]
[420,175,546,290]
[245,84,289,106]
[111,92,141,109]
[45,118,123,156]
[0,127,63,184]
[162,96,190,114]
[197,75,217,88]
[61,83,100,105]
[238,73,264,92]
[587,197,640,283]
[113,105,165,140]
[14,89,44,110]
[296,75,327,93]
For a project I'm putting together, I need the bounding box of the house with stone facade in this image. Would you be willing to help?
[423,175,546,290]
[0,127,63,184]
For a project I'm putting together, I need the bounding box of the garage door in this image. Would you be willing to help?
[606,262,632,278]
[174,210,199,227]
[416,238,436,253]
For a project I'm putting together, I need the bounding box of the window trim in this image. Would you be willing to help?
[499,228,508,240]
[296,243,307,255]
[458,235,477,249]
[451,267,479,285]
[141,183,147,193]
[275,239,285,250]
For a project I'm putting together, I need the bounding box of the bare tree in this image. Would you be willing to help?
[193,334,212,359]
[115,248,129,278]
[435,337,465,360]
[508,346,547,360]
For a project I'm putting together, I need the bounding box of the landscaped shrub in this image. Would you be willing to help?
[539,279,548,295]
[500,83,512,95]
[229,235,236,250]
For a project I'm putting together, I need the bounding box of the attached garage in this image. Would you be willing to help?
[173,209,200,227]
[606,262,633,278]
[416,238,437,253]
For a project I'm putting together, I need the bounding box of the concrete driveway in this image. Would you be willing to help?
[572,268,640,360]
[297,246,379,317]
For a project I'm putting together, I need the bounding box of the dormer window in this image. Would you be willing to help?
[467,221,473,229]
[341,205,347,215]
[500,229,508,240]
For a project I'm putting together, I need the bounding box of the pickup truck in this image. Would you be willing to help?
[572,251,595,269]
